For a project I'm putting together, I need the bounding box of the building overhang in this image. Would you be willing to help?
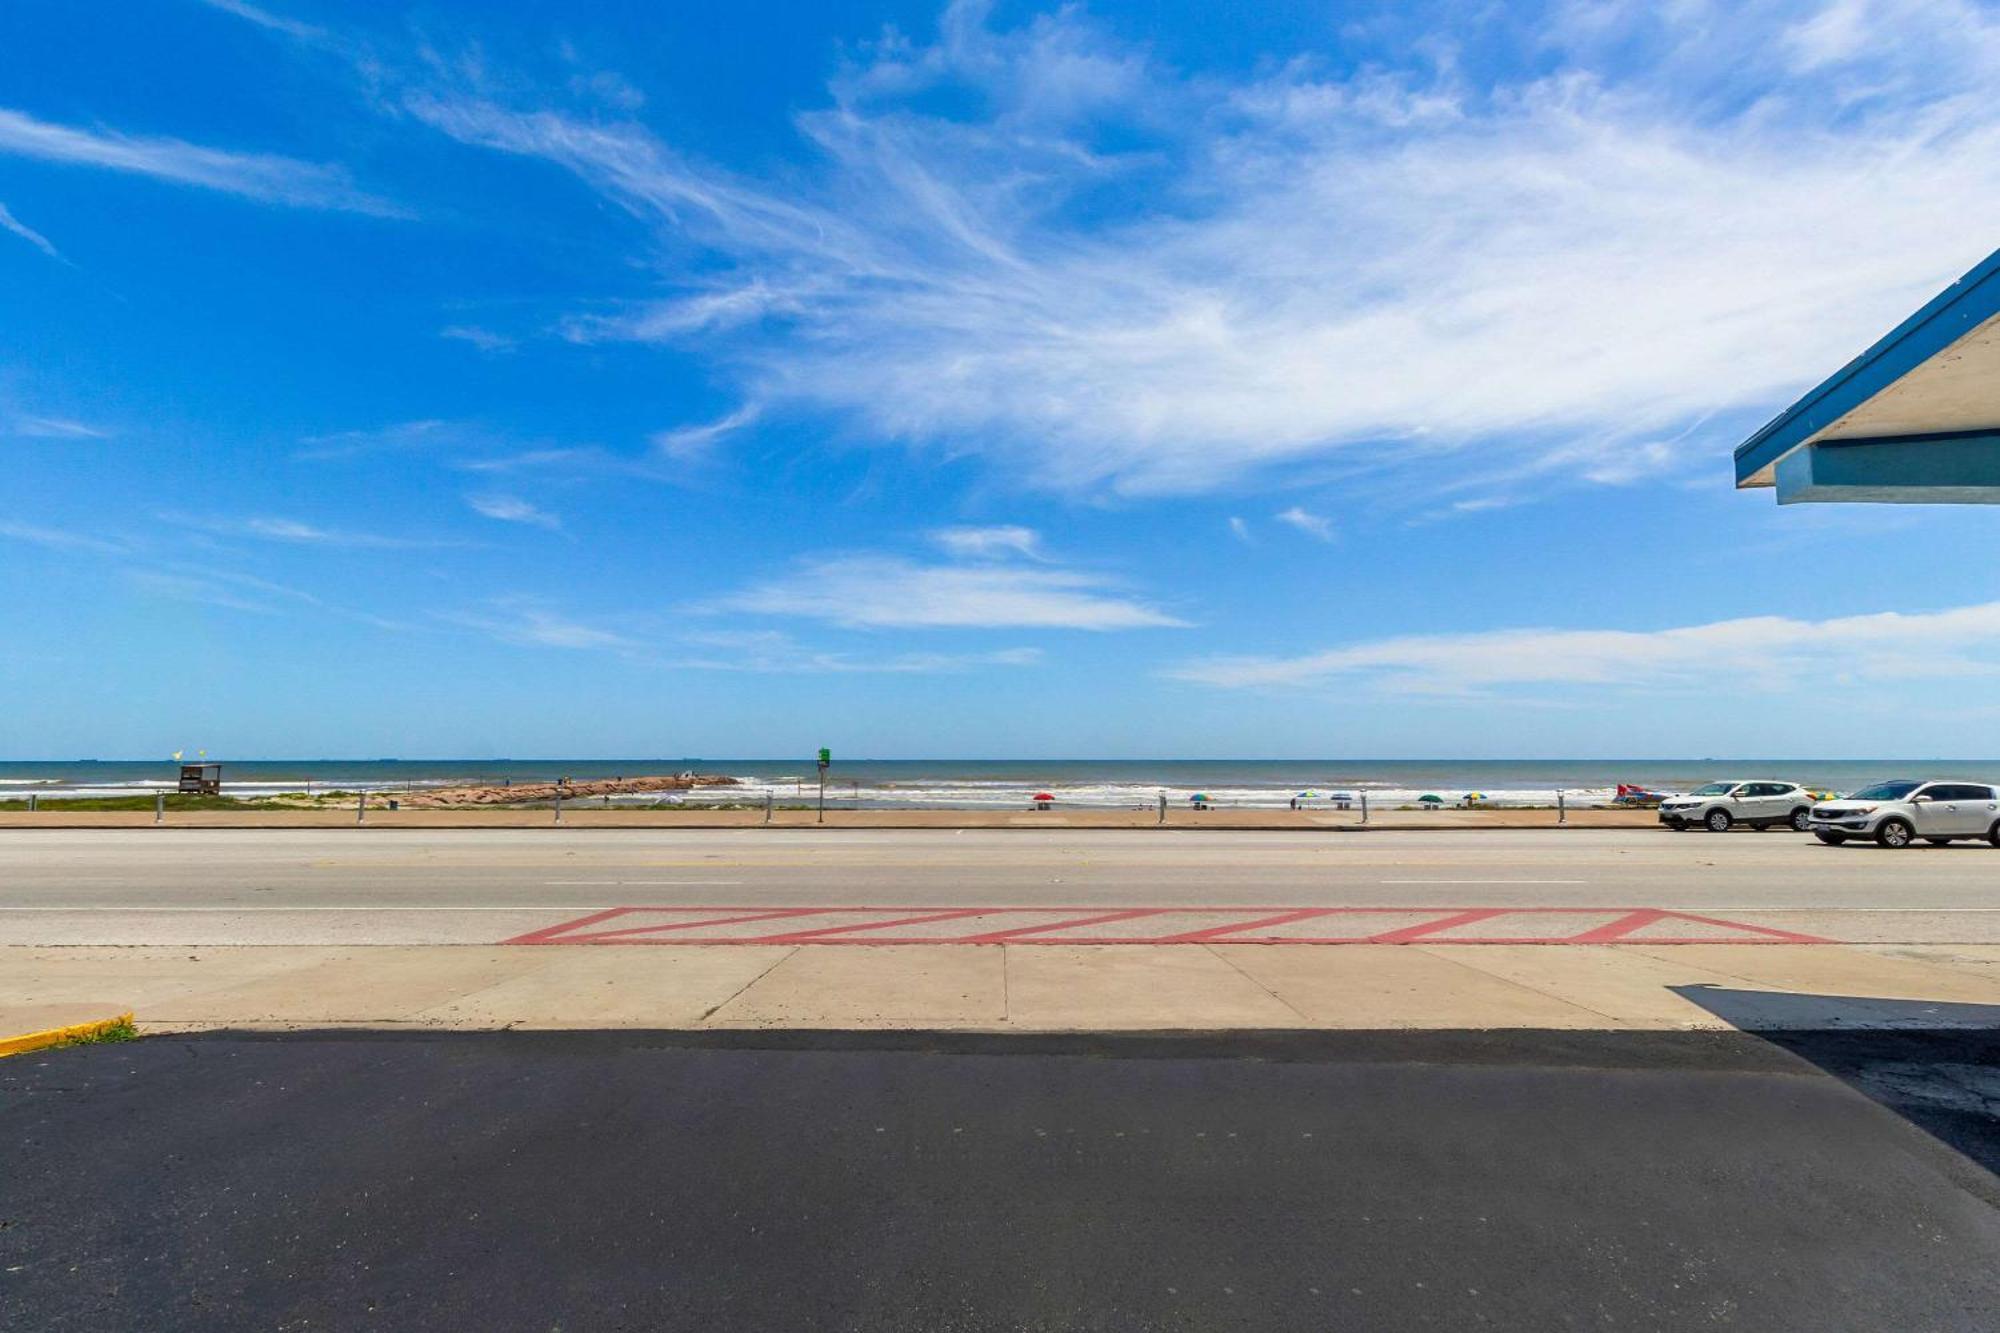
[1735,247,2000,503]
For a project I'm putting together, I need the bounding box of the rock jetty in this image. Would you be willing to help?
[392,774,739,807]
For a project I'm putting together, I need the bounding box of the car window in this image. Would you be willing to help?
[1931,784,1992,801]
[1690,783,1734,796]
[1852,781,1921,801]
[1741,783,1780,797]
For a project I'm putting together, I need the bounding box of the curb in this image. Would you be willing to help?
[0,1011,136,1058]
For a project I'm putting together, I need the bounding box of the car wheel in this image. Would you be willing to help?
[1989,822,2000,848]
[1876,818,1914,849]
[1789,807,1812,832]
[1704,808,1732,833]
[1814,832,1847,845]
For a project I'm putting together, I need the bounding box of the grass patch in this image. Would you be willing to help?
[0,795,290,812]
[52,1017,139,1048]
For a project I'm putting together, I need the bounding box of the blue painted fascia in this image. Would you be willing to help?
[1734,246,2000,487]
[1775,433,2000,504]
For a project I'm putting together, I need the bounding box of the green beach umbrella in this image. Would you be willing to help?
[1418,793,1445,804]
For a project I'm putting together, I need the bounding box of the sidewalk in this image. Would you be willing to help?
[7,940,1999,1036]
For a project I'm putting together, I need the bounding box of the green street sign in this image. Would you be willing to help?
[817,747,831,768]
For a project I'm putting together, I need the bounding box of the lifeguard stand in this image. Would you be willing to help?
[177,763,222,795]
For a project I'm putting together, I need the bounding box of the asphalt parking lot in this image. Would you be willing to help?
[6,1028,1999,1331]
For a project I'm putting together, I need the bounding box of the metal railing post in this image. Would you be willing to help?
[1558,789,1566,824]
[357,791,365,824]
[1157,793,1167,825]
[27,794,35,812]
[554,789,563,824]
[1360,791,1369,825]
[155,792,165,824]
[764,790,774,824]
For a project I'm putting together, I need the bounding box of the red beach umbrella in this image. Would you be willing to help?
[1031,792,1055,802]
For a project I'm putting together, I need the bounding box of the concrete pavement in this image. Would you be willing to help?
[10,940,2000,1033]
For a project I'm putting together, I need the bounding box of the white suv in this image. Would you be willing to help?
[1658,780,1815,833]
[1808,779,2000,848]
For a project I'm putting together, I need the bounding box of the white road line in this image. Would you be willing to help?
[1378,879,1588,885]
[540,872,744,880]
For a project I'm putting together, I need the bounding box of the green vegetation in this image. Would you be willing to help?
[0,794,287,812]
[52,1017,139,1048]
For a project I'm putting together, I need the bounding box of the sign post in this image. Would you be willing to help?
[816,748,830,824]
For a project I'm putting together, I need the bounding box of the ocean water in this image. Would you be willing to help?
[3,759,1992,808]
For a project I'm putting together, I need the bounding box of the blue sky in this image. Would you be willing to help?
[5,0,2000,759]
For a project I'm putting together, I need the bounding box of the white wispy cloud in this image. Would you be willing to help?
[439,325,516,353]
[168,514,459,549]
[444,611,1048,671]
[929,525,1044,560]
[712,555,1186,630]
[196,0,325,42]
[295,419,463,460]
[0,202,60,260]
[447,602,636,650]
[650,404,760,462]
[0,520,128,555]
[0,106,398,214]
[125,567,325,616]
[798,646,1044,674]
[397,0,2000,499]
[1274,506,1333,541]
[1170,600,2000,694]
[127,570,284,615]
[466,493,560,529]
[679,628,1042,674]
[294,418,458,460]
[8,414,105,439]
[1227,516,1253,544]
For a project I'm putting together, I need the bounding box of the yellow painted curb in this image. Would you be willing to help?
[0,1012,136,1058]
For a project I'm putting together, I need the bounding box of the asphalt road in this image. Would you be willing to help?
[5,1029,1998,1331]
[3,827,1998,944]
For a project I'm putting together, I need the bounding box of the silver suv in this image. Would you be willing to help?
[1658,780,1815,833]
[1808,780,2000,848]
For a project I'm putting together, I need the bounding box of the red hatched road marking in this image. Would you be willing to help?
[503,906,1831,946]
[1365,908,1511,944]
